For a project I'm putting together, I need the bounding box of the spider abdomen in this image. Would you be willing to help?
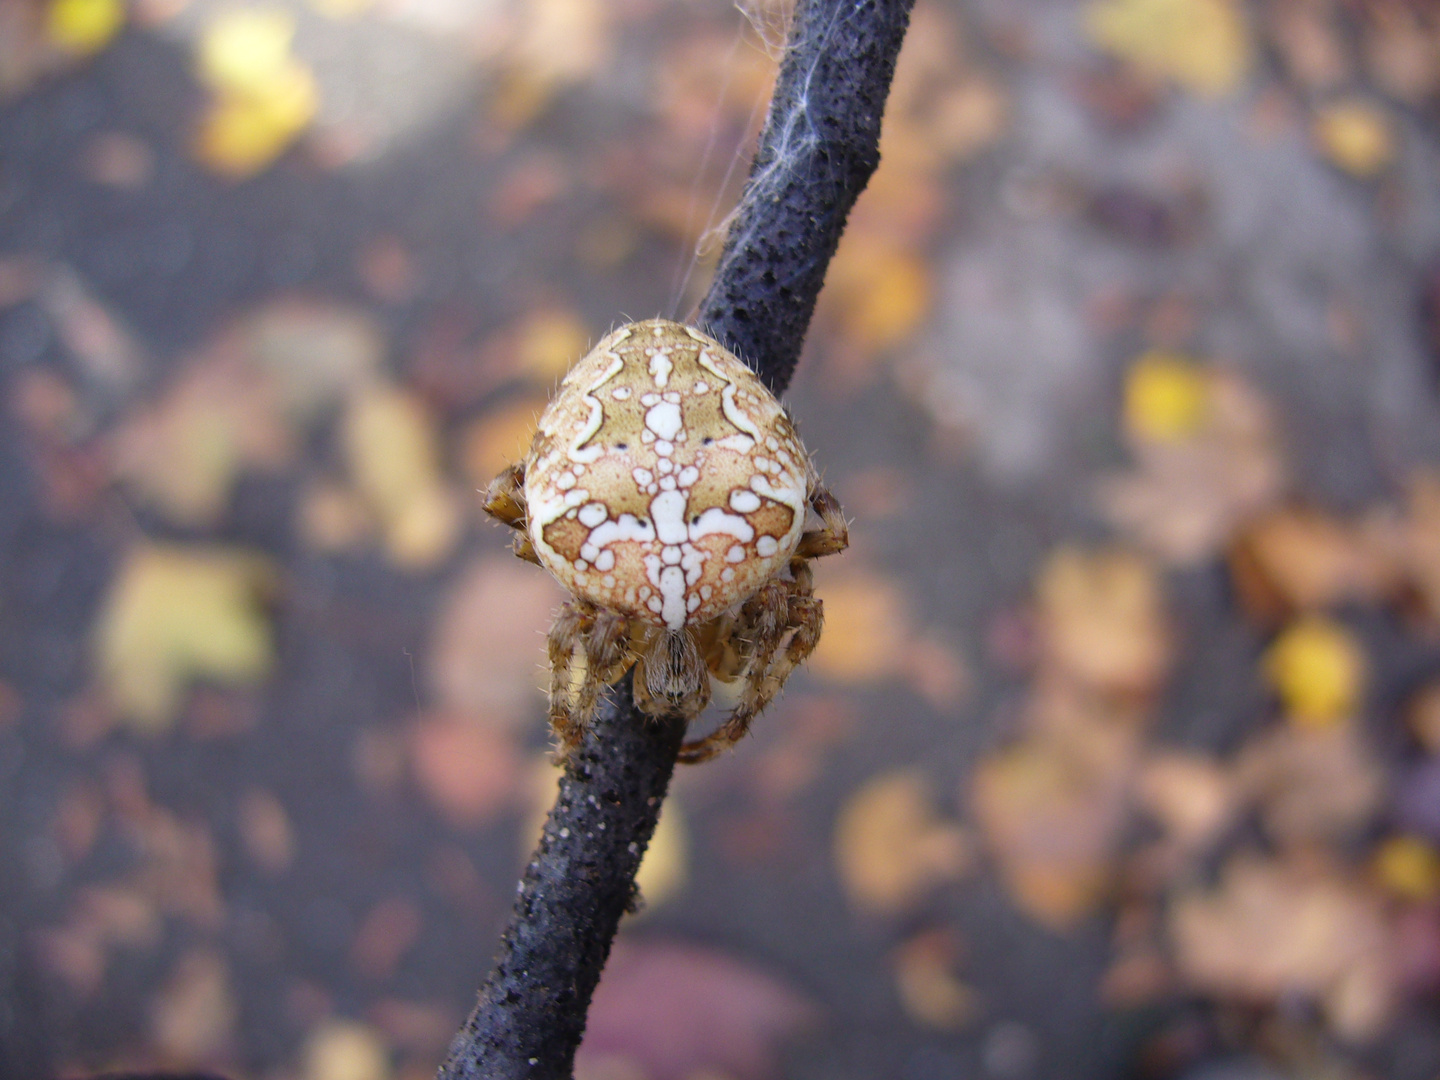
[523,319,810,629]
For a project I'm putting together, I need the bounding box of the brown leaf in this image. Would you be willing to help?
[1169,853,1398,1041]
[806,568,914,684]
[151,948,237,1066]
[350,896,423,981]
[971,729,1134,930]
[409,714,522,828]
[426,555,561,722]
[237,787,296,875]
[1230,506,1400,617]
[1035,546,1171,698]
[891,928,979,1030]
[1134,752,1236,851]
[111,352,292,525]
[834,769,973,916]
[1237,724,1383,847]
[575,939,816,1080]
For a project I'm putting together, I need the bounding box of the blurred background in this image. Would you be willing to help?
[4,0,1440,1078]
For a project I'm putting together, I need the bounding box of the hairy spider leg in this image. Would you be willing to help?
[677,559,824,763]
[794,480,850,560]
[546,599,636,749]
[482,462,542,565]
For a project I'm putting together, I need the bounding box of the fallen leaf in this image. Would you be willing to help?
[806,569,913,684]
[302,1020,392,1080]
[1230,506,1399,617]
[1035,546,1171,698]
[576,939,816,1080]
[237,788,295,875]
[238,300,385,420]
[1374,835,1440,902]
[1408,682,1440,754]
[1362,1,1440,103]
[1102,369,1287,565]
[196,9,297,94]
[46,0,123,55]
[1268,0,1349,89]
[891,928,978,1030]
[350,896,423,981]
[971,733,1132,929]
[514,309,591,385]
[1169,853,1397,1041]
[193,10,317,177]
[1122,350,1209,442]
[410,714,522,828]
[1135,752,1236,850]
[195,63,319,178]
[151,948,237,1065]
[427,555,559,721]
[834,769,973,916]
[458,395,546,495]
[1084,0,1253,97]
[94,545,275,731]
[342,384,460,569]
[1312,98,1395,178]
[1262,616,1366,729]
[820,238,932,363]
[112,352,293,525]
[1382,471,1440,621]
[1237,723,1383,846]
[297,481,375,553]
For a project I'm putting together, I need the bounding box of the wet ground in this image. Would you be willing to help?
[4,1,1440,1079]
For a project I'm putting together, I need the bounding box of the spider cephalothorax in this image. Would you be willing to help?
[484,318,847,763]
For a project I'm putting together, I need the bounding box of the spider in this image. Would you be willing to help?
[483,318,848,763]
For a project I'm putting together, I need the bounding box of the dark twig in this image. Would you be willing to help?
[438,3,914,1078]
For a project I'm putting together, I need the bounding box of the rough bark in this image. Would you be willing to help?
[438,2,914,1078]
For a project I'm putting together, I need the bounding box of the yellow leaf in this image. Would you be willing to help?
[195,63,318,178]
[47,0,124,55]
[342,384,459,569]
[1122,350,1209,442]
[806,570,912,683]
[307,0,374,19]
[301,1021,390,1080]
[1374,835,1440,901]
[516,310,591,384]
[1085,0,1252,97]
[95,545,274,731]
[196,9,297,95]
[1312,99,1395,178]
[459,396,545,495]
[1263,616,1366,728]
[824,241,932,355]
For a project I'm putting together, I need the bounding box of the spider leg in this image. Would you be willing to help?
[573,607,632,725]
[483,462,543,566]
[546,599,633,751]
[678,568,822,764]
[794,478,849,560]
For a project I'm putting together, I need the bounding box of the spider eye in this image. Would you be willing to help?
[702,437,713,445]
[614,442,627,450]
[691,515,700,524]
